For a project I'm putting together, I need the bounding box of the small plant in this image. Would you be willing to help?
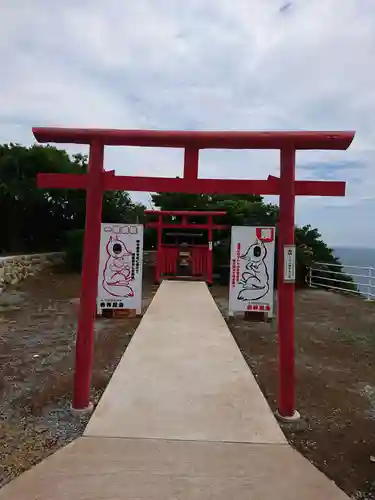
[63,229,84,272]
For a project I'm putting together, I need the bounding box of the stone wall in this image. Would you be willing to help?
[0,253,64,292]
[0,250,154,293]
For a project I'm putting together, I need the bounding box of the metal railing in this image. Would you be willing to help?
[308,262,375,301]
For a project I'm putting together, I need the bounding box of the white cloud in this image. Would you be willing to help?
[1,0,375,246]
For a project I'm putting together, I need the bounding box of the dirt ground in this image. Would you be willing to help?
[0,265,157,487]
[1,268,375,498]
[212,286,375,499]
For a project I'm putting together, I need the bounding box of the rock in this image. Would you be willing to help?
[0,252,64,291]
[0,291,25,306]
[0,305,21,312]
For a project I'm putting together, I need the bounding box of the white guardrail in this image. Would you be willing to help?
[308,262,375,301]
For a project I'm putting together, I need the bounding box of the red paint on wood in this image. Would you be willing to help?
[184,148,199,180]
[191,247,207,277]
[145,223,228,231]
[106,176,280,195]
[73,141,104,410]
[38,172,346,197]
[277,147,296,418]
[267,175,346,196]
[37,173,87,189]
[207,216,213,285]
[145,210,226,216]
[145,211,226,284]
[33,127,355,150]
[34,125,355,418]
[159,246,180,276]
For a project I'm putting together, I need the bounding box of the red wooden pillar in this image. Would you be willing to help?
[207,216,213,285]
[73,141,104,410]
[277,146,297,418]
[156,214,162,283]
[184,148,199,181]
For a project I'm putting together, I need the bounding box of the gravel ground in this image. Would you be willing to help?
[2,269,375,498]
[211,285,375,499]
[0,265,157,487]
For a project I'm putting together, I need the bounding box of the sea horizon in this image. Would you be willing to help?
[332,246,374,297]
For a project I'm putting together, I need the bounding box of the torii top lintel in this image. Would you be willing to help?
[34,127,355,198]
[33,127,355,150]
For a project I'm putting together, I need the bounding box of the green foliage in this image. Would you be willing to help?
[295,225,356,291]
[151,192,355,290]
[0,142,355,292]
[64,230,84,272]
[0,143,76,252]
[0,143,146,257]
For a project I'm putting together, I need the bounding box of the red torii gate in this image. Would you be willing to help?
[144,210,228,284]
[34,127,355,419]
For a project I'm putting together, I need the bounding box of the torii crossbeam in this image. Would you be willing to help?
[34,127,355,419]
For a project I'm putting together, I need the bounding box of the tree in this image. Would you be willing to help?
[0,144,145,254]
[295,225,356,291]
[0,143,75,252]
[151,192,355,289]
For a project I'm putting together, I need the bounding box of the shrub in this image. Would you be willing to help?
[64,229,84,272]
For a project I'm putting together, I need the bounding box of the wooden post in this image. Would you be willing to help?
[73,141,104,410]
[277,146,297,419]
[207,215,213,285]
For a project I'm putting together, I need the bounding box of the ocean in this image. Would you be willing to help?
[333,247,375,298]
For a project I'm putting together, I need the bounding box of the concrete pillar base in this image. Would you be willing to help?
[275,409,301,423]
[70,402,94,417]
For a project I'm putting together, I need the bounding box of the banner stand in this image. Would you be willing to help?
[228,226,276,321]
[97,223,144,318]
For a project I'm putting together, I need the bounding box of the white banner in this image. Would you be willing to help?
[229,226,275,315]
[97,223,143,313]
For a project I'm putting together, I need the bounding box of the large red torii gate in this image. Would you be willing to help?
[34,127,355,419]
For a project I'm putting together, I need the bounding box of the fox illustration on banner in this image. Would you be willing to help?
[229,226,275,316]
[102,235,134,298]
[237,239,269,301]
[97,223,143,314]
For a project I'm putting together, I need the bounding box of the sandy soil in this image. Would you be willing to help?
[0,265,157,487]
[211,285,375,499]
[1,267,375,498]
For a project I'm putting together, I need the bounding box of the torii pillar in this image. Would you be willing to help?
[33,128,355,419]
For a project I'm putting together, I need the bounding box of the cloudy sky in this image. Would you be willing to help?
[2,0,375,248]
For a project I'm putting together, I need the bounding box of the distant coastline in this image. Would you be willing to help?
[333,246,374,267]
[333,246,374,296]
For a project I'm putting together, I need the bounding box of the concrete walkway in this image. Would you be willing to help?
[0,281,348,499]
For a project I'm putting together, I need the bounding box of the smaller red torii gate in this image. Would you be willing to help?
[33,127,355,420]
[145,210,228,284]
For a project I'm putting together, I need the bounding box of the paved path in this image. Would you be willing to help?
[0,281,348,499]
